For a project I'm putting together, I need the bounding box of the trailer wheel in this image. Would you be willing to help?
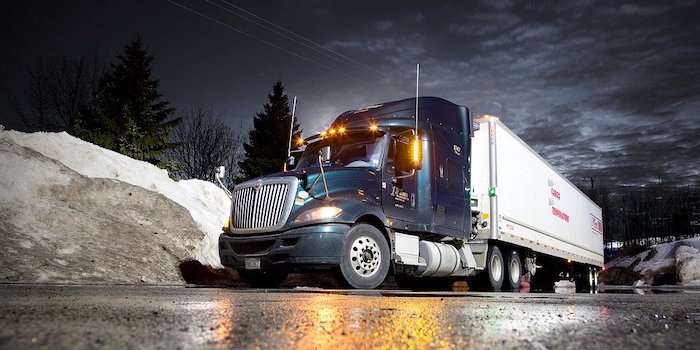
[486,245,504,291]
[237,268,288,288]
[338,224,390,289]
[506,250,523,291]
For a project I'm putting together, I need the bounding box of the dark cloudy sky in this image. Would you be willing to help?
[3,0,699,189]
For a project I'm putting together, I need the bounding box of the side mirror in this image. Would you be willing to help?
[286,156,295,167]
[214,166,232,199]
[319,146,331,163]
[215,166,225,181]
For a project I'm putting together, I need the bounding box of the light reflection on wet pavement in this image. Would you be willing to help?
[0,285,698,349]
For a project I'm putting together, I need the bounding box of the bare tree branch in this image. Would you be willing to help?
[13,55,104,132]
[166,104,244,189]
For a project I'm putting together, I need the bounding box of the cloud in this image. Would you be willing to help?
[375,20,393,31]
[449,12,521,37]
[479,0,514,10]
[410,12,426,23]
[615,3,671,16]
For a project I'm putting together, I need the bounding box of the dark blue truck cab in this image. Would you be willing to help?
[219,97,478,288]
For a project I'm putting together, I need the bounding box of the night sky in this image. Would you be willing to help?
[3,0,699,189]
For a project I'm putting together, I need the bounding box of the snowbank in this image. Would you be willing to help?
[3,131,230,268]
[604,237,700,286]
[676,246,700,285]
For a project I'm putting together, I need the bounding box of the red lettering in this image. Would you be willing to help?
[550,188,561,200]
[552,206,570,222]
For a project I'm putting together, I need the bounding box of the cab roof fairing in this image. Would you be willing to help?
[331,97,469,132]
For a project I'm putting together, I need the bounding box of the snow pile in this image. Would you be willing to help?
[3,130,230,268]
[676,246,700,286]
[604,237,700,286]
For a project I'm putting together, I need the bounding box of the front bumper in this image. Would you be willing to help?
[219,223,350,269]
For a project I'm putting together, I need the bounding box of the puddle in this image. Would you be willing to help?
[597,284,700,294]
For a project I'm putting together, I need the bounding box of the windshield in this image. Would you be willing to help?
[295,132,387,170]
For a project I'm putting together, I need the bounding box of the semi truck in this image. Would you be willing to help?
[219,97,603,290]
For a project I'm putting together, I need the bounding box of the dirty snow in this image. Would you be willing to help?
[675,245,700,285]
[3,130,230,268]
[605,237,700,286]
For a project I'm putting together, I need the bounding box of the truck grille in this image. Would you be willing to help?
[230,177,297,232]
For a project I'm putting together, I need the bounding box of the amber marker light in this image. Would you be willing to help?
[369,124,379,131]
[338,127,346,134]
[222,215,232,233]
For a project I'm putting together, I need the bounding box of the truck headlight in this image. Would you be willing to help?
[294,206,342,224]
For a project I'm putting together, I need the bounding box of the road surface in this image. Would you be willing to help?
[1,284,698,349]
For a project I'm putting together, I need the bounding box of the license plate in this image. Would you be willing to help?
[244,258,261,270]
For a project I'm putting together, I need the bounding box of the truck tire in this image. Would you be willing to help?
[486,245,504,291]
[506,250,522,291]
[338,224,390,289]
[237,268,288,288]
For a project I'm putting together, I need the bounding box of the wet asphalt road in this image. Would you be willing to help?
[1,285,699,349]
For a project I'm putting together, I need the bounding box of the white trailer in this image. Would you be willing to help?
[469,116,604,290]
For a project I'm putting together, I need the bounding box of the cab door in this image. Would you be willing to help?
[382,131,418,228]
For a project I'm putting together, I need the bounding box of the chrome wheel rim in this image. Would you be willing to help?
[490,255,503,282]
[510,258,520,283]
[349,235,381,277]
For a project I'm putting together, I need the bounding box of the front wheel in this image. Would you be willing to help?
[338,224,390,289]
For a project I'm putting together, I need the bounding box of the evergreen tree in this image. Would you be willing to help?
[79,38,179,166]
[238,81,301,181]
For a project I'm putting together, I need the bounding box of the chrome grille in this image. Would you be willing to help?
[231,178,296,232]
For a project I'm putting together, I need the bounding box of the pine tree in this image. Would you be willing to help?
[238,81,301,181]
[79,38,179,166]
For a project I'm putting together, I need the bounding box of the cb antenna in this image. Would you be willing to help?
[415,64,419,134]
[284,96,297,171]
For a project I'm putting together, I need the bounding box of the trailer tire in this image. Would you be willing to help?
[237,268,288,288]
[486,245,505,291]
[338,224,390,289]
[506,250,523,291]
